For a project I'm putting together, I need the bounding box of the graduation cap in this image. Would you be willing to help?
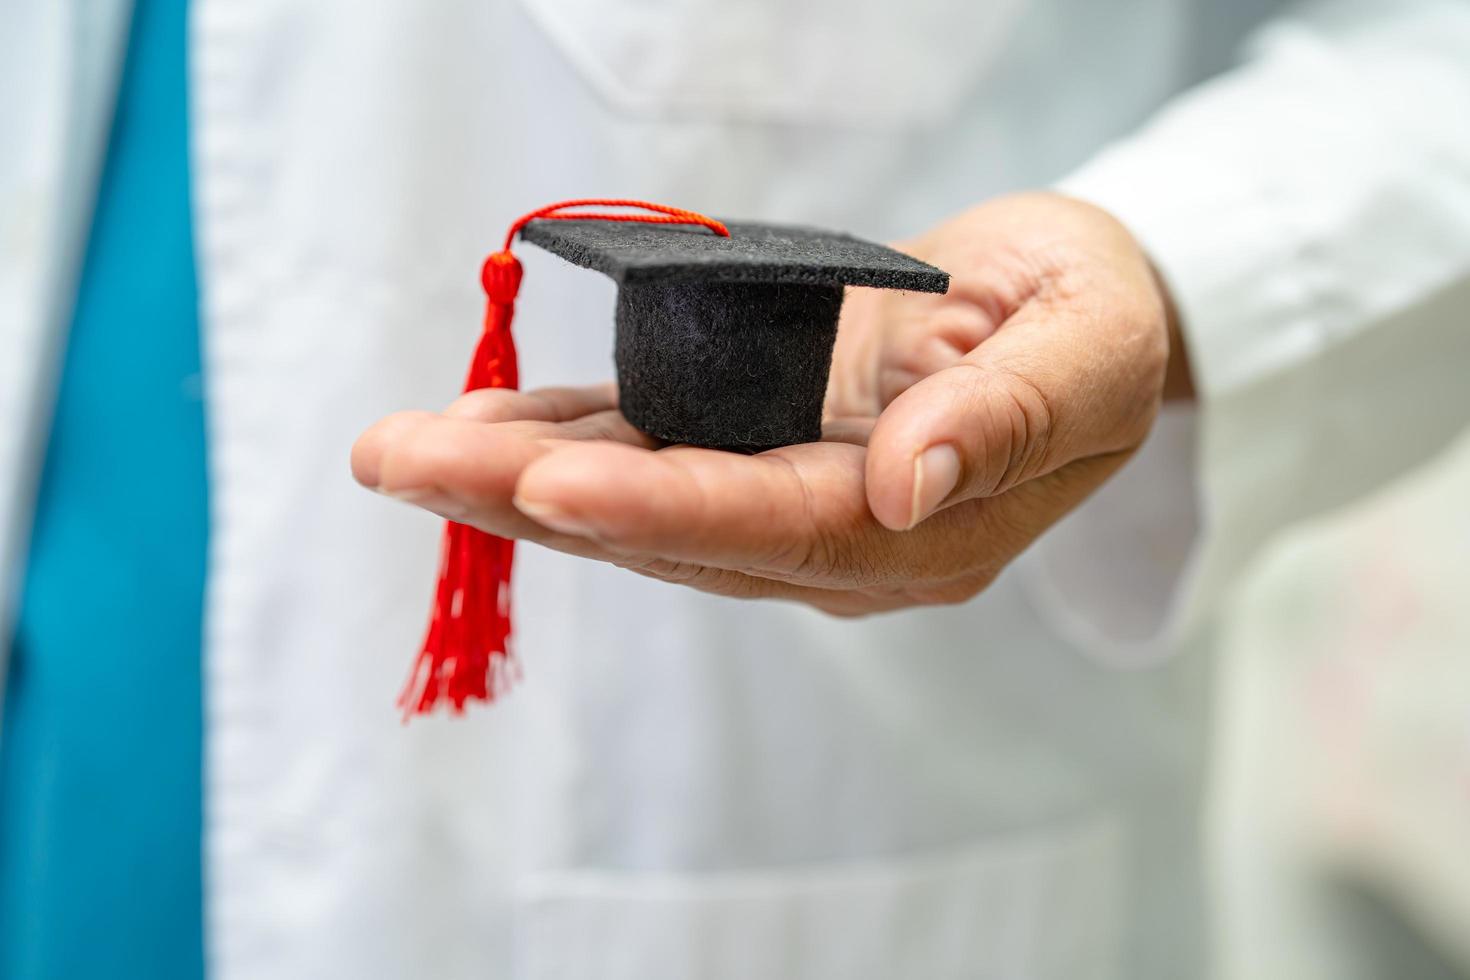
[520,216,949,451]
[401,201,949,718]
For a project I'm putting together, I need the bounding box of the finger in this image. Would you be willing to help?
[510,440,873,583]
[370,412,555,521]
[865,286,1165,531]
[377,418,652,571]
[358,410,905,611]
[875,296,996,407]
[512,439,1025,591]
[503,428,1059,598]
[362,410,647,533]
[819,415,876,447]
[355,384,622,487]
[443,382,617,423]
[615,557,896,617]
[824,288,885,418]
[352,410,438,489]
[552,409,660,447]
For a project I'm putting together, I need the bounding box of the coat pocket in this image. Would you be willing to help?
[515,0,1024,128]
[513,815,1125,980]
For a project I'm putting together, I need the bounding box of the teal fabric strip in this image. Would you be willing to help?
[0,0,208,976]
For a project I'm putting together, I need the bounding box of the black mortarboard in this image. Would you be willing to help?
[519,219,950,452]
[403,202,950,719]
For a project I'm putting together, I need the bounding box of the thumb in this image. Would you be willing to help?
[864,315,1161,531]
[864,360,1058,531]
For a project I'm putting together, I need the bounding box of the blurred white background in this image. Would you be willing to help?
[1215,427,1470,979]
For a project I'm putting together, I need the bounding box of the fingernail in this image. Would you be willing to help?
[909,443,961,528]
[514,495,593,537]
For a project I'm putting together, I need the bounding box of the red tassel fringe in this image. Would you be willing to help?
[398,253,522,718]
[401,201,728,718]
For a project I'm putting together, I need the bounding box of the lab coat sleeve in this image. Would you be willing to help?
[1030,0,1470,664]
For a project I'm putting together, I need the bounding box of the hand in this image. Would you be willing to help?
[353,192,1187,616]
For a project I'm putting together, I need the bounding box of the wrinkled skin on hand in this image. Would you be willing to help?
[353,193,1184,617]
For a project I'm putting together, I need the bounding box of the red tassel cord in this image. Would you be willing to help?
[401,200,730,718]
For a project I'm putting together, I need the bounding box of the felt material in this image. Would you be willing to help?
[617,281,844,451]
[520,220,949,291]
[520,219,949,450]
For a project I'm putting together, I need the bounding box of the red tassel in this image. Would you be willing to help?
[401,201,728,718]
[398,252,522,717]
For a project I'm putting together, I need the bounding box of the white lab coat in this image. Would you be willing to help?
[3,1,1469,978]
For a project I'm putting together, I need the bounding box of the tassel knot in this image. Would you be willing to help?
[480,251,524,304]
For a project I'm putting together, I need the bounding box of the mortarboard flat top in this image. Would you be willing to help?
[519,219,950,293]
[516,216,950,452]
